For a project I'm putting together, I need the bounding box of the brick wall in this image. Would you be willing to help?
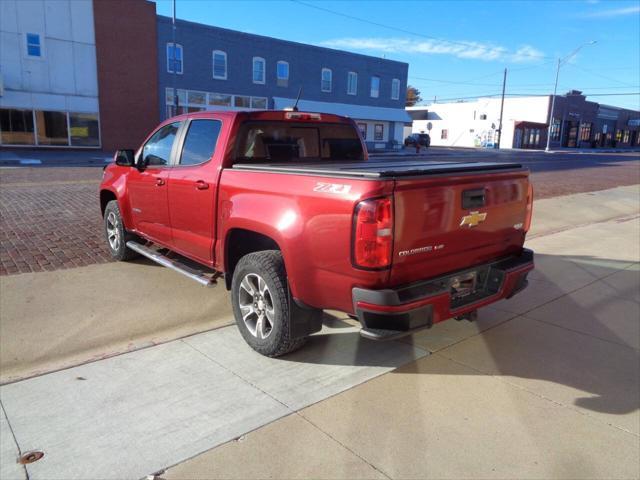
[93,0,159,151]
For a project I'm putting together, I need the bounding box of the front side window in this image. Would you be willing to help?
[277,61,289,87]
[26,33,41,57]
[213,50,227,79]
[374,123,384,141]
[347,72,358,95]
[370,76,380,98]
[180,120,222,166]
[391,78,400,100]
[142,122,181,167]
[253,57,265,84]
[321,68,332,92]
[167,43,183,74]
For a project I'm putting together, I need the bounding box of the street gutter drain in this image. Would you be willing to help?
[18,451,44,464]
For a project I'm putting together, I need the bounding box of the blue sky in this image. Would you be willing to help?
[153,0,640,109]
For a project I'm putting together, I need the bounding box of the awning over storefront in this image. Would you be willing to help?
[272,97,411,123]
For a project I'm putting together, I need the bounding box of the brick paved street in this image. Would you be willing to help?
[0,153,638,276]
[0,168,110,276]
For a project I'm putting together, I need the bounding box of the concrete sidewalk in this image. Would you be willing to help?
[0,186,638,479]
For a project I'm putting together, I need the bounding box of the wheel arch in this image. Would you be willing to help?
[224,228,282,290]
[100,189,117,217]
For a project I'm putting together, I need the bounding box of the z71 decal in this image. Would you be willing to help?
[313,182,352,194]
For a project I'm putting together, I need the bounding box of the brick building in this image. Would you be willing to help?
[1,0,410,151]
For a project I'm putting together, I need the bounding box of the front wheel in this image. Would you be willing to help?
[103,200,139,261]
[231,250,307,357]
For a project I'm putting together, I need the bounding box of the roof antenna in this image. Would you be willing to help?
[292,86,303,111]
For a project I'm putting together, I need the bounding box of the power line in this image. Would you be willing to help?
[290,0,551,61]
[564,63,638,87]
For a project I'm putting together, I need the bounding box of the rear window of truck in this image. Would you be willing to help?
[234,121,364,163]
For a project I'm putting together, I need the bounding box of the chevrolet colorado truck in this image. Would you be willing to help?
[99,110,534,356]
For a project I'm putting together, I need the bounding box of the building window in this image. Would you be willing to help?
[212,50,227,79]
[391,78,400,100]
[623,130,630,143]
[321,68,332,92]
[235,96,251,108]
[374,124,384,141]
[35,111,68,145]
[357,122,367,139]
[370,76,380,98]
[26,33,42,57]
[479,114,488,120]
[579,123,592,142]
[167,43,183,74]
[69,113,100,147]
[347,72,358,95]
[252,57,265,84]
[251,97,267,109]
[441,129,448,140]
[550,118,561,141]
[277,61,289,87]
[615,129,622,142]
[0,109,35,145]
[208,93,232,107]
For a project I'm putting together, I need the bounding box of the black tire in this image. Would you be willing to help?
[231,250,307,357]
[103,200,139,261]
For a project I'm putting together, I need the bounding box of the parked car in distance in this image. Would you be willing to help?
[99,110,534,357]
[404,133,431,147]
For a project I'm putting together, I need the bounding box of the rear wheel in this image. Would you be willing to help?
[231,250,307,357]
[103,200,139,261]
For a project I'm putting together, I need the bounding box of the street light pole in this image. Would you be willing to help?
[496,67,507,149]
[545,41,597,152]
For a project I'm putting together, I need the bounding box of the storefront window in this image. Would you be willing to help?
[374,124,384,141]
[579,123,592,142]
[209,93,232,106]
[35,111,68,145]
[550,118,561,141]
[69,113,100,147]
[357,123,367,139]
[615,130,622,142]
[0,109,35,145]
[234,96,251,108]
[188,91,207,105]
[250,97,267,109]
[623,130,630,143]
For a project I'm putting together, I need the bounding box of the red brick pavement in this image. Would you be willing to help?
[1,168,111,276]
[1,163,639,276]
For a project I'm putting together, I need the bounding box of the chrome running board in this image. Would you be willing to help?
[126,241,219,287]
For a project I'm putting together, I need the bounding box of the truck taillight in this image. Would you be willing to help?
[524,182,534,233]
[353,197,393,269]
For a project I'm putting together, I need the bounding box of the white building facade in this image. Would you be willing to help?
[407,93,640,150]
[407,96,551,150]
[0,0,100,147]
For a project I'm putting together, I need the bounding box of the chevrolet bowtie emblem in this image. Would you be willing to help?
[460,211,487,228]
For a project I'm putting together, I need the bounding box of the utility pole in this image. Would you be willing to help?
[496,67,507,149]
[545,41,597,152]
[172,0,178,117]
[545,58,561,152]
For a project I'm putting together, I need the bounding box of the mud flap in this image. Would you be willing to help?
[289,294,324,339]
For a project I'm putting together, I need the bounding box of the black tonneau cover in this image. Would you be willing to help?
[232,159,523,179]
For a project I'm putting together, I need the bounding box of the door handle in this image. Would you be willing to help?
[155,178,165,186]
[195,180,209,190]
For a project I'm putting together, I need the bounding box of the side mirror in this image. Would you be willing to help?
[115,149,135,167]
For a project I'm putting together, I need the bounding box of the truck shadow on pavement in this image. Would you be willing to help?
[288,253,639,418]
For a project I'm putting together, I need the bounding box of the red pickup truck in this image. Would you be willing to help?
[99,110,534,356]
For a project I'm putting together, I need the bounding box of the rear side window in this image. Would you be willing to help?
[179,119,222,166]
[235,122,364,162]
[142,122,181,167]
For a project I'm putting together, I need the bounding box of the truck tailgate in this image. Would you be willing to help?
[390,169,530,286]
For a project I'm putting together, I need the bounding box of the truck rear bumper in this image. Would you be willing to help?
[352,248,534,340]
